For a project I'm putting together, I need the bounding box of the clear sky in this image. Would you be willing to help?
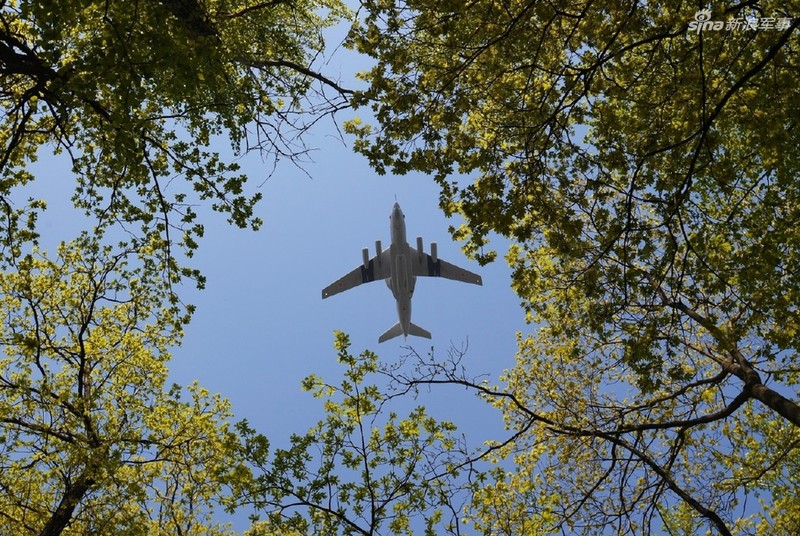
[24,17,530,531]
[168,125,527,425]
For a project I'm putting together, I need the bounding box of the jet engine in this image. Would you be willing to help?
[375,240,382,261]
[416,236,423,254]
[430,242,438,264]
[362,248,369,269]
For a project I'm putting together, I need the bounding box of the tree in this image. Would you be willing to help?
[1,0,350,288]
[0,1,354,533]
[235,332,471,536]
[347,1,800,533]
[0,233,248,535]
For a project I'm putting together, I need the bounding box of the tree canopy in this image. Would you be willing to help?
[236,332,470,536]
[0,0,353,533]
[1,0,349,283]
[4,0,800,533]
[347,0,800,533]
[0,233,245,535]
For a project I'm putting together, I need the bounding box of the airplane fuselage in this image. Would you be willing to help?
[387,203,416,338]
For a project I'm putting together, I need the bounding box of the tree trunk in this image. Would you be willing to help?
[38,472,95,536]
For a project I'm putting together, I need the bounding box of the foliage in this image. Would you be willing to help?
[236,332,470,535]
[0,4,358,532]
[0,0,350,288]
[0,1,378,534]
[0,233,248,535]
[347,0,800,533]
[0,0,392,535]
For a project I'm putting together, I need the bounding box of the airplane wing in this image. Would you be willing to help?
[322,248,392,299]
[410,246,482,285]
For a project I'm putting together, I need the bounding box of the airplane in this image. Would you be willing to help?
[322,202,482,343]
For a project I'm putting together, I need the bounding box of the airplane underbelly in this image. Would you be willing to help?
[396,255,408,291]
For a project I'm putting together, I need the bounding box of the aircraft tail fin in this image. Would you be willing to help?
[378,322,432,343]
[408,322,432,340]
[378,323,404,343]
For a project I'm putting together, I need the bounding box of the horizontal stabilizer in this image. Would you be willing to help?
[408,322,432,340]
[378,322,432,343]
[378,323,404,343]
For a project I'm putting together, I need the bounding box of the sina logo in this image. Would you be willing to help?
[689,9,725,33]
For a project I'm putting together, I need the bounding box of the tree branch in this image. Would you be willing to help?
[247,58,354,97]
[664,297,800,427]
[38,469,96,536]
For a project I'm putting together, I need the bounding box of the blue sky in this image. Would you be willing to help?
[169,126,526,424]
